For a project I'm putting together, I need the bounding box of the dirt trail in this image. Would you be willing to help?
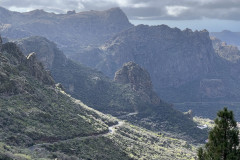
[29,112,137,151]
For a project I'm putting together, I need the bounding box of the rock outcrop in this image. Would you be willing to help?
[211,36,240,63]
[114,62,160,105]
[211,30,240,49]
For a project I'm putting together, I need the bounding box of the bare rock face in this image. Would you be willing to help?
[114,62,151,91]
[210,30,240,49]
[102,25,215,88]
[200,79,226,98]
[86,25,221,102]
[114,61,160,105]
[0,35,2,51]
[211,36,240,63]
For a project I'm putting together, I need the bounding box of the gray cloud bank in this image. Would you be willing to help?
[1,0,240,20]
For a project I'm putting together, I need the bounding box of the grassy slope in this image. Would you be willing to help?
[0,121,199,160]
[43,122,198,160]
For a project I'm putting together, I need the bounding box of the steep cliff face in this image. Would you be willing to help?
[211,30,240,49]
[79,25,220,102]
[211,36,240,63]
[101,25,216,87]
[0,36,2,51]
[0,7,133,57]
[74,24,240,102]
[114,62,160,105]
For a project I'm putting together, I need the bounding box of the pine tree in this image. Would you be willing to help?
[198,107,240,160]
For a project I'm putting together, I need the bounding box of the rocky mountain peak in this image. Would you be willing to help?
[114,61,160,105]
[103,7,133,30]
[105,7,126,17]
[114,61,151,90]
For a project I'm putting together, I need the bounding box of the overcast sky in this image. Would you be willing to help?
[1,0,240,31]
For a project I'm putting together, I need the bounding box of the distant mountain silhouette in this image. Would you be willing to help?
[0,6,133,57]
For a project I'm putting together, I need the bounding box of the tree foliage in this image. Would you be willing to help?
[198,107,240,160]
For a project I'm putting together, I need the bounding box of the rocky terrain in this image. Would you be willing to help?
[114,61,160,105]
[211,36,240,63]
[0,6,133,57]
[72,24,240,105]
[211,30,240,49]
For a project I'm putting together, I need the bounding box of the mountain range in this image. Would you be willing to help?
[0,6,133,58]
[73,24,240,106]
[1,5,239,159]
[2,6,240,106]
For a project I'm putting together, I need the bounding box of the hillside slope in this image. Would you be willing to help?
[0,36,201,160]
[0,36,128,159]
[16,36,207,142]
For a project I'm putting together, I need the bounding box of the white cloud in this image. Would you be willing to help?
[166,6,189,17]
[8,6,35,12]
[115,0,129,7]
[132,3,149,8]
[1,0,240,20]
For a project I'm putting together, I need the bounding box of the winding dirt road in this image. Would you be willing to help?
[29,112,137,151]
